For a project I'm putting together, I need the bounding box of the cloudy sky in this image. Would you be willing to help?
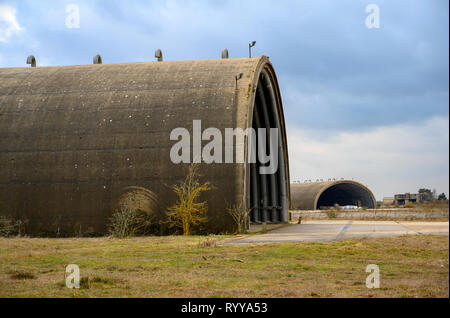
[0,0,448,199]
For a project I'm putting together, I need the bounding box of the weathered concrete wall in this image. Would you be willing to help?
[290,210,449,221]
[0,57,290,236]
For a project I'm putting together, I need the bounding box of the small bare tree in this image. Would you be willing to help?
[166,164,211,235]
[0,217,22,237]
[226,203,251,234]
[109,187,158,237]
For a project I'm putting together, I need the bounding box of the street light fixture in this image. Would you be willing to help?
[249,41,256,58]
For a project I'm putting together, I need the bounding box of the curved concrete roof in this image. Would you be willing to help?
[0,57,289,235]
[290,180,376,210]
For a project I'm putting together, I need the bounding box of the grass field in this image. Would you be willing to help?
[0,234,448,298]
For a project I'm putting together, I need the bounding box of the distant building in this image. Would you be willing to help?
[394,192,433,205]
[382,197,394,205]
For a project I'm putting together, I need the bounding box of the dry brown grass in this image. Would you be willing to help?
[0,235,447,298]
[380,201,449,213]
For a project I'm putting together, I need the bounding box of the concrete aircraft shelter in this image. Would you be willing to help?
[290,180,376,210]
[0,56,290,236]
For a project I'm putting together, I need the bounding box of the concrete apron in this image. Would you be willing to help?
[225,220,449,245]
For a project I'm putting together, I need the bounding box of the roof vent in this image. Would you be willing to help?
[93,54,102,64]
[26,55,36,67]
[155,49,163,62]
[221,48,229,59]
